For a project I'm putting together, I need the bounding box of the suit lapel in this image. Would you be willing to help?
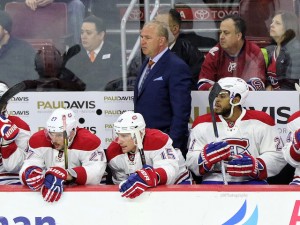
[139,50,170,95]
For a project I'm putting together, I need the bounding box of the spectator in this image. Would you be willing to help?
[0,81,31,184]
[0,10,38,87]
[155,9,205,90]
[187,77,286,184]
[106,111,192,199]
[198,14,267,91]
[264,11,300,90]
[25,44,86,91]
[134,20,192,157]
[24,0,85,45]
[65,15,122,91]
[19,108,107,202]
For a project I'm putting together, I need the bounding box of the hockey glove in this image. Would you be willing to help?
[198,141,230,175]
[227,154,267,180]
[24,166,44,191]
[119,164,158,199]
[290,129,300,162]
[41,167,68,203]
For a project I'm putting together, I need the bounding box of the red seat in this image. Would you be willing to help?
[5,2,69,51]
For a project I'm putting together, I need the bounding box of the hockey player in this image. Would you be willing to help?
[106,111,192,199]
[19,108,107,202]
[282,111,300,184]
[0,81,31,184]
[187,77,286,184]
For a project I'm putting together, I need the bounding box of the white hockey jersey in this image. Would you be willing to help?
[187,108,286,184]
[106,129,191,185]
[19,128,107,185]
[0,115,30,184]
[282,111,300,183]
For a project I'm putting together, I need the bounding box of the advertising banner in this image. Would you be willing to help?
[7,91,299,149]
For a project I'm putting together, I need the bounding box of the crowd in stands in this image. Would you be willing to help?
[0,1,300,201]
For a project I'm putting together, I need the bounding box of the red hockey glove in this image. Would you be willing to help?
[0,115,20,158]
[227,154,267,180]
[24,166,44,191]
[41,167,68,203]
[198,141,230,175]
[119,165,158,199]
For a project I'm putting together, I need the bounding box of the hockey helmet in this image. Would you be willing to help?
[218,77,249,106]
[46,108,77,137]
[35,45,63,78]
[0,82,8,99]
[114,111,146,140]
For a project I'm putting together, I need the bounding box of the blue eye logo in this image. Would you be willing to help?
[222,200,258,225]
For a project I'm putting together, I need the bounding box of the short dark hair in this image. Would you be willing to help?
[169,9,182,28]
[222,14,246,39]
[83,15,106,33]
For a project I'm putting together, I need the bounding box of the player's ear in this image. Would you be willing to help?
[233,95,241,104]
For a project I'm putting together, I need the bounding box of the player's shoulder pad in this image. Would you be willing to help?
[106,141,123,162]
[29,130,52,148]
[143,129,169,151]
[288,111,300,124]
[71,128,101,151]
[192,113,221,128]
[243,110,275,126]
[8,115,30,131]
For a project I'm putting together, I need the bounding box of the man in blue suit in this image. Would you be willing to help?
[134,20,192,157]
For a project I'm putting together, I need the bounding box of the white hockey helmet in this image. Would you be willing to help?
[46,108,77,137]
[114,111,146,140]
[218,77,249,106]
[0,82,9,116]
[0,82,8,99]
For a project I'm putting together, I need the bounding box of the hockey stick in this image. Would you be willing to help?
[135,131,146,166]
[0,81,27,113]
[208,83,228,185]
[62,115,69,169]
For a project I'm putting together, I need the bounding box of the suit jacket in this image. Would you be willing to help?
[134,49,192,154]
[65,41,122,91]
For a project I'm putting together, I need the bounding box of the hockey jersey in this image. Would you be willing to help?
[282,111,300,184]
[19,128,107,185]
[198,41,266,90]
[106,129,191,185]
[187,108,286,184]
[0,115,30,184]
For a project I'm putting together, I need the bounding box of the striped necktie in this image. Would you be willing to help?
[138,59,155,94]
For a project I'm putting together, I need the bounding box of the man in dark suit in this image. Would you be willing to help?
[65,15,122,91]
[134,20,192,157]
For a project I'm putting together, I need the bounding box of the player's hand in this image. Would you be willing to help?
[0,115,19,146]
[24,166,44,191]
[41,167,68,203]
[227,154,266,179]
[198,141,230,174]
[119,165,158,199]
[289,129,300,162]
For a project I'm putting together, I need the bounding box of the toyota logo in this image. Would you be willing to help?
[129,9,143,20]
[194,9,210,20]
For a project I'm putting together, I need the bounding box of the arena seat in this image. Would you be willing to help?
[5,2,70,52]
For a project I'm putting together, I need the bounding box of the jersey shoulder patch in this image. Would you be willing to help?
[192,113,221,128]
[8,115,30,131]
[106,141,123,162]
[143,129,169,151]
[243,110,275,126]
[29,130,52,148]
[71,128,101,151]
